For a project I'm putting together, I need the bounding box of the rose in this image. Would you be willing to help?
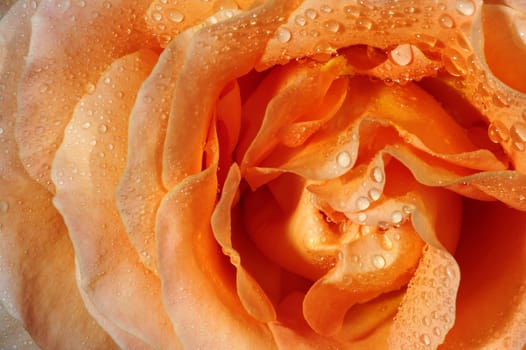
[1,0,525,349]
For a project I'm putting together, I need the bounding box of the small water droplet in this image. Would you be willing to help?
[442,48,467,77]
[420,333,431,346]
[455,0,475,16]
[168,10,184,23]
[351,254,360,263]
[30,0,37,9]
[356,18,373,30]
[389,44,413,66]
[439,14,455,28]
[371,166,384,183]
[368,188,381,201]
[414,33,437,47]
[357,212,367,223]
[98,124,108,134]
[85,83,95,94]
[391,210,403,224]
[433,327,442,336]
[143,95,153,104]
[323,20,342,33]
[305,8,318,19]
[510,122,526,151]
[336,150,351,167]
[343,5,361,17]
[381,235,393,250]
[152,11,163,22]
[423,316,431,326]
[103,76,111,84]
[356,196,370,210]
[492,92,510,107]
[0,127,4,135]
[488,120,509,143]
[295,15,306,26]
[0,200,9,214]
[372,254,386,269]
[320,4,333,13]
[276,27,292,43]
[82,122,91,129]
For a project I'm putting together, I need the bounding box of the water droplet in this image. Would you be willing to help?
[323,20,342,33]
[152,11,163,21]
[356,18,373,30]
[515,16,526,45]
[371,166,384,183]
[336,150,351,167]
[30,0,37,9]
[0,127,4,135]
[488,120,509,143]
[433,327,442,336]
[442,48,467,77]
[414,33,437,47]
[276,27,292,43]
[510,122,526,151]
[0,200,9,214]
[351,254,360,263]
[420,333,431,346]
[455,0,475,16]
[423,316,431,326]
[368,188,381,201]
[98,124,108,134]
[381,235,393,250]
[372,255,386,269]
[82,122,91,129]
[320,4,333,13]
[103,76,111,84]
[85,83,95,94]
[168,10,184,23]
[305,8,318,20]
[356,196,370,210]
[343,5,361,18]
[295,15,306,26]
[357,212,367,223]
[143,95,153,104]
[439,14,455,28]
[391,210,403,224]
[492,92,510,107]
[389,44,413,66]
[103,1,112,8]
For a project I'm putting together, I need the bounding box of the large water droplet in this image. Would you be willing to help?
[276,27,292,43]
[441,48,467,77]
[510,122,526,142]
[455,0,475,16]
[371,166,384,183]
[439,14,455,28]
[389,44,413,66]
[515,16,526,45]
[168,10,184,23]
[391,210,403,224]
[356,196,371,210]
[368,188,381,201]
[323,20,342,33]
[372,255,386,269]
[488,120,509,143]
[305,8,318,20]
[336,150,351,167]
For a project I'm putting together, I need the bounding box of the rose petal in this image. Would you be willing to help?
[52,50,181,348]
[15,0,157,191]
[388,245,460,350]
[482,4,526,93]
[0,302,39,350]
[211,164,276,322]
[440,200,526,349]
[161,0,302,188]
[116,28,195,274]
[156,166,276,348]
[0,2,117,348]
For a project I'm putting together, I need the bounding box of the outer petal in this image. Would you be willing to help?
[441,200,526,349]
[51,50,181,349]
[156,166,276,349]
[15,0,157,192]
[0,1,116,348]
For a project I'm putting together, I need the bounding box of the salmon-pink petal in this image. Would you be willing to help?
[440,200,526,349]
[156,166,276,348]
[240,58,345,168]
[161,0,302,188]
[0,2,117,348]
[0,302,39,350]
[15,0,157,192]
[482,4,526,94]
[211,164,276,322]
[116,28,194,275]
[388,246,460,350]
[51,51,181,349]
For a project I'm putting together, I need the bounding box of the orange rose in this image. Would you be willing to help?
[1,0,525,349]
